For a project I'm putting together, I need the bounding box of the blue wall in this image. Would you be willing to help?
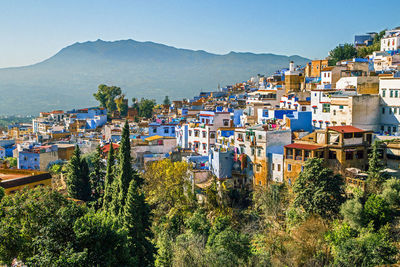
[148,123,176,137]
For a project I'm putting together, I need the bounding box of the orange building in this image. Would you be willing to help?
[0,169,52,194]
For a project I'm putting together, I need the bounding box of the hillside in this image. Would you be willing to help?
[0,39,309,114]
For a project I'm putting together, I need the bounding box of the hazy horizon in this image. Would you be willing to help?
[1,0,399,68]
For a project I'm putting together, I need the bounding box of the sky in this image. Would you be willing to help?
[0,0,399,68]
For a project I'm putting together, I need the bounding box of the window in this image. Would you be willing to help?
[278,164,281,171]
[153,128,157,133]
[389,108,392,115]
[339,105,344,109]
[256,164,260,172]
[333,110,336,116]
[202,143,207,150]
[393,126,397,133]
[287,164,292,171]
[344,133,353,139]
[164,128,169,134]
[382,90,386,97]
[202,131,206,138]
[354,132,363,138]
[240,146,245,154]
[251,148,255,156]
[272,164,275,171]
[223,119,229,126]
[396,90,399,98]
[390,90,394,98]
[258,135,262,140]
[24,156,27,161]
[210,132,216,139]
[356,150,364,159]
[322,103,330,113]
[194,130,199,137]
[345,151,353,160]
[189,130,192,136]
[382,107,385,114]
[257,148,262,157]
[329,150,337,159]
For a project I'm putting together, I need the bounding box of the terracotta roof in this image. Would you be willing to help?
[328,126,366,133]
[285,143,323,150]
[102,143,119,153]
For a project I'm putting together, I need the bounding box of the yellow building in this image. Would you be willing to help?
[0,169,52,194]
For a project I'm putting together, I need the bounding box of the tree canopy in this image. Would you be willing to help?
[293,158,345,219]
[328,43,358,65]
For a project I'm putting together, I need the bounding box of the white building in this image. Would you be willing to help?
[186,112,232,156]
[381,28,400,52]
[379,77,400,135]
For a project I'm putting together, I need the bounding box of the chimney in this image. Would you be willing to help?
[289,61,294,72]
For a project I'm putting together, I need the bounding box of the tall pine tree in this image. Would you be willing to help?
[123,179,155,266]
[111,120,142,216]
[89,145,106,210]
[66,145,91,201]
[103,142,116,211]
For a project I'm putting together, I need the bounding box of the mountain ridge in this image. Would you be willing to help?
[0,39,310,115]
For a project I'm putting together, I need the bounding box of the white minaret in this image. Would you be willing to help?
[289,61,294,71]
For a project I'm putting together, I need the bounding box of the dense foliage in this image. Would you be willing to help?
[1,140,399,266]
[328,43,358,65]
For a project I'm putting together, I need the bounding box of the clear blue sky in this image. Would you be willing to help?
[0,0,399,68]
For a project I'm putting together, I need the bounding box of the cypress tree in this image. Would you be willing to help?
[66,145,91,201]
[103,142,116,211]
[111,120,142,216]
[90,145,106,210]
[123,179,155,266]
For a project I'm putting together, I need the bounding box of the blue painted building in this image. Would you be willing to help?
[148,122,177,137]
[285,111,312,132]
[209,150,234,178]
[18,151,40,170]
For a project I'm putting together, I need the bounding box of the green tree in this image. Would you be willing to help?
[381,178,400,209]
[0,187,70,264]
[363,194,391,230]
[367,140,387,193]
[331,225,396,266]
[328,43,358,65]
[89,146,105,210]
[340,197,364,229]
[111,120,140,216]
[122,179,155,266]
[0,187,4,202]
[5,157,17,168]
[93,84,122,115]
[65,145,91,201]
[102,142,116,211]
[115,95,128,116]
[293,158,345,219]
[138,98,156,118]
[206,216,251,266]
[163,96,171,106]
[73,211,134,266]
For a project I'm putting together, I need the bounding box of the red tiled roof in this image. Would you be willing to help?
[285,143,323,150]
[328,126,366,133]
[102,143,120,154]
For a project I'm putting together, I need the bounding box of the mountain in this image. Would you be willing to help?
[0,39,309,115]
